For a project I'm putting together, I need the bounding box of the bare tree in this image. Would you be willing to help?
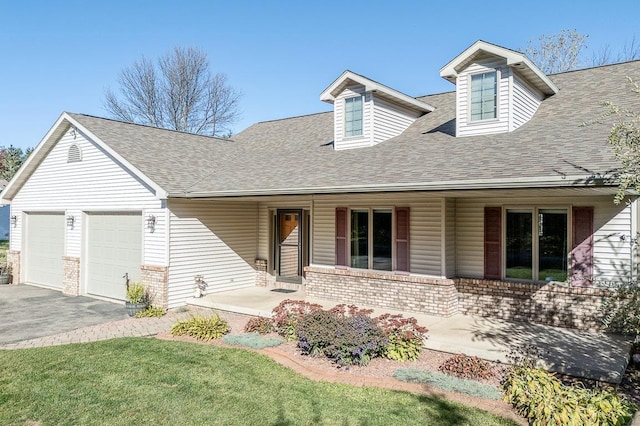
[592,36,640,66]
[104,47,241,136]
[523,29,588,74]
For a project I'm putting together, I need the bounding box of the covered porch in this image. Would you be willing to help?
[189,286,632,384]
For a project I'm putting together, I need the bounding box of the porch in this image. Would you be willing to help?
[189,286,632,384]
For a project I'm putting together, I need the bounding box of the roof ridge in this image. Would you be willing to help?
[66,112,232,142]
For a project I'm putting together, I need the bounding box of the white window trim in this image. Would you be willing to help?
[502,205,571,283]
[344,95,364,138]
[348,207,395,271]
[468,69,500,124]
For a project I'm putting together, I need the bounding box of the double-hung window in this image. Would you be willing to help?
[344,96,363,137]
[335,207,409,273]
[350,209,392,270]
[505,209,568,282]
[470,72,497,121]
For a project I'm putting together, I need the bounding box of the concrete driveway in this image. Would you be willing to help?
[0,284,129,345]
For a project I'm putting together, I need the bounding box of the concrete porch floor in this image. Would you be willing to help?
[188,286,632,384]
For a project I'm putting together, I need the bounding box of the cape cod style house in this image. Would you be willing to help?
[3,41,639,331]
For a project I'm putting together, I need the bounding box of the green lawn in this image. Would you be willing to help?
[0,338,516,425]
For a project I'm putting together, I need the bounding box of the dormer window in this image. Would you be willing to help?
[470,71,497,121]
[440,40,558,137]
[344,96,363,137]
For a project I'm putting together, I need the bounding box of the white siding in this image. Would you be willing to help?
[456,58,510,137]
[455,196,632,283]
[333,85,373,150]
[167,199,258,308]
[10,129,166,269]
[511,73,543,130]
[311,194,443,276]
[372,96,420,145]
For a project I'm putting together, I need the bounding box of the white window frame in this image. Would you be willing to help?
[503,206,571,282]
[348,207,394,271]
[469,70,499,122]
[344,95,364,138]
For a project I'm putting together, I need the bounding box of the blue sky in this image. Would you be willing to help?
[0,0,637,150]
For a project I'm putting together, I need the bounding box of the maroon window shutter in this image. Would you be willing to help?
[571,207,594,286]
[335,207,348,268]
[484,207,502,280]
[395,207,410,273]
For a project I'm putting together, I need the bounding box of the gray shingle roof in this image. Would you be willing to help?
[70,60,640,197]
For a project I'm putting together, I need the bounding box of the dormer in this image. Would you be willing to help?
[321,71,434,150]
[440,40,558,137]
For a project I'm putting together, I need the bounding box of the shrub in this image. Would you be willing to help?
[170,314,230,341]
[503,366,636,425]
[438,353,494,380]
[599,283,640,334]
[271,299,323,341]
[135,305,166,318]
[328,304,374,317]
[394,368,502,400]
[297,310,388,366]
[244,316,275,335]
[376,313,428,361]
[125,281,149,305]
[222,333,283,349]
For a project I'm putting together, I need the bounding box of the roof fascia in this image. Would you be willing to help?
[440,40,558,95]
[0,112,168,203]
[168,174,614,198]
[320,70,434,112]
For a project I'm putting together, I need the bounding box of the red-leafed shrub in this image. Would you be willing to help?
[271,299,323,341]
[376,313,428,361]
[438,353,494,380]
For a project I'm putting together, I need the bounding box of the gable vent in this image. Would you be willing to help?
[67,144,82,163]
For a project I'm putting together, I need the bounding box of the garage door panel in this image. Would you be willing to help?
[87,213,142,300]
[25,213,65,288]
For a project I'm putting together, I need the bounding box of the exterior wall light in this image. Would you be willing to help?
[10,215,17,227]
[66,215,75,228]
[145,214,156,232]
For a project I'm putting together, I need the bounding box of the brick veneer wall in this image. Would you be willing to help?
[254,259,267,287]
[303,267,615,331]
[304,266,459,316]
[455,278,614,331]
[140,265,168,308]
[6,250,20,285]
[62,256,80,296]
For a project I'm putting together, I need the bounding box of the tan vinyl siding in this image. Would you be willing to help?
[334,85,373,150]
[456,58,510,137]
[10,129,165,265]
[455,196,632,282]
[311,194,443,276]
[372,96,420,145]
[444,198,456,277]
[511,73,543,130]
[167,199,258,308]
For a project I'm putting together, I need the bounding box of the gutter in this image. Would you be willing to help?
[167,174,618,199]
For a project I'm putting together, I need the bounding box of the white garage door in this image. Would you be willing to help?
[86,212,142,300]
[25,212,65,288]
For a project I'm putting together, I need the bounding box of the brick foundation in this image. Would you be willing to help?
[304,267,616,331]
[254,259,267,287]
[62,256,80,296]
[6,250,20,285]
[304,267,459,316]
[140,265,168,308]
[455,278,614,331]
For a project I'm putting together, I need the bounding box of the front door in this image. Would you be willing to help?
[276,210,303,283]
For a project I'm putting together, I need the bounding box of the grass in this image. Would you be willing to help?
[0,338,517,425]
